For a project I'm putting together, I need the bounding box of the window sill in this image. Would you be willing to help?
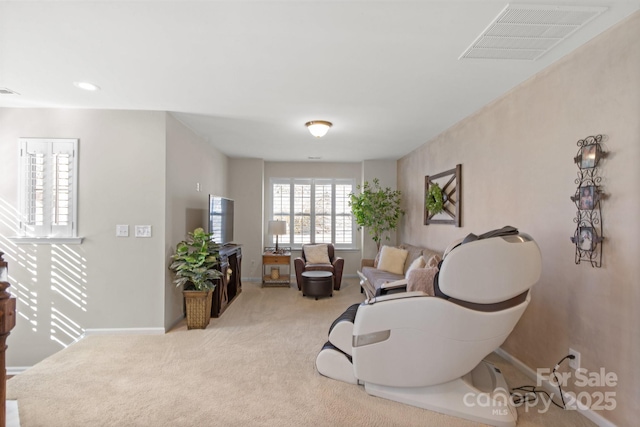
[289,247,360,252]
[9,237,84,245]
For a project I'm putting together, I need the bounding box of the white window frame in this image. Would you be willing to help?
[270,178,355,250]
[15,138,81,243]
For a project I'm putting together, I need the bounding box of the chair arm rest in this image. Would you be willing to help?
[294,257,305,270]
[294,257,306,290]
[377,279,408,296]
[380,279,407,290]
[361,259,375,269]
[332,257,345,290]
[369,291,429,304]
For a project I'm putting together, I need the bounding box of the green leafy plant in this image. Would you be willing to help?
[169,227,223,291]
[349,178,405,250]
[426,183,445,214]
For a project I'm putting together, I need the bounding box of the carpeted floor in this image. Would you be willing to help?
[7,279,595,426]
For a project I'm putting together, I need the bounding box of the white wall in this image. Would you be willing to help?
[397,12,640,426]
[164,113,228,330]
[0,109,167,367]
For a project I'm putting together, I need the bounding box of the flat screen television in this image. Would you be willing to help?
[209,195,234,245]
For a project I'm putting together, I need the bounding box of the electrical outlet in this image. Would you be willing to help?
[569,348,581,370]
[135,225,152,238]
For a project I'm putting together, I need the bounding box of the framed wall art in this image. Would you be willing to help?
[424,164,461,227]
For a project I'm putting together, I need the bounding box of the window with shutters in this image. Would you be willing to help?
[270,178,355,249]
[18,138,79,239]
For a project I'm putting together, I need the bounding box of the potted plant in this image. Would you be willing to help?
[169,227,223,329]
[349,178,405,251]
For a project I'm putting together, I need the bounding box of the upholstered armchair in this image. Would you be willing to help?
[295,244,344,291]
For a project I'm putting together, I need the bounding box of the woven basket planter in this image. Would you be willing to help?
[183,289,213,330]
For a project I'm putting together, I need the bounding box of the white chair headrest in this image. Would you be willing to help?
[438,234,541,304]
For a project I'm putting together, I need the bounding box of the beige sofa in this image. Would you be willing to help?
[360,243,443,291]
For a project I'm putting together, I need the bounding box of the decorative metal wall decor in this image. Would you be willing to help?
[570,135,607,267]
[424,164,462,227]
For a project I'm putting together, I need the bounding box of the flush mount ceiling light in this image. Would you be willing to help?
[305,121,332,138]
[73,81,100,91]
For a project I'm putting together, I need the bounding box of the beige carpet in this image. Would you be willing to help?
[8,279,594,427]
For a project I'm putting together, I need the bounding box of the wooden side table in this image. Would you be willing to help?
[262,252,291,287]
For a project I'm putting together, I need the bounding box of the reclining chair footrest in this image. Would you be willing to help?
[326,303,359,356]
[316,341,358,385]
[329,303,359,334]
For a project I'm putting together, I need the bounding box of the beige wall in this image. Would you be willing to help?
[0,109,168,367]
[398,12,640,426]
[164,113,229,329]
[229,158,264,280]
[362,159,398,259]
[264,161,363,278]
[0,109,231,366]
[228,159,401,281]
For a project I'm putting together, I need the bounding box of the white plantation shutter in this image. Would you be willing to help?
[20,139,48,237]
[19,138,78,238]
[270,178,354,249]
[334,181,353,245]
[272,182,291,245]
[293,180,311,245]
[314,180,332,244]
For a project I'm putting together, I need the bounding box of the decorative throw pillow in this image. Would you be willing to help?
[400,243,425,274]
[304,244,331,264]
[426,254,442,268]
[377,246,409,275]
[405,256,426,278]
[407,267,438,296]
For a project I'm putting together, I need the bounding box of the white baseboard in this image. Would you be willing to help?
[7,366,30,376]
[6,328,162,376]
[83,327,165,337]
[167,314,185,331]
[242,275,358,283]
[494,348,617,427]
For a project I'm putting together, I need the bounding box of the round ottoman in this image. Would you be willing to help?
[301,271,333,300]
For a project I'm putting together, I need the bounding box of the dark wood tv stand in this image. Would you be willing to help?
[211,244,242,318]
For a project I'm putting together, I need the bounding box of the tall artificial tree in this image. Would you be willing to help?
[349,178,405,251]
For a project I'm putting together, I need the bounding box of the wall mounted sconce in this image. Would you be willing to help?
[570,135,607,268]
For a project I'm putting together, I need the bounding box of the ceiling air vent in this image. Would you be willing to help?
[460,4,607,61]
[0,88,20,95]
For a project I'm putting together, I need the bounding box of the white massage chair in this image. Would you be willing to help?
[316,230,541,427]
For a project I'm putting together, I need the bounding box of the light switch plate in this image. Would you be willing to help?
[135,225,152,238]
[116,225,129,237]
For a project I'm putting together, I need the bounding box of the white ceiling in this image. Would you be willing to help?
[1,1,638,162]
